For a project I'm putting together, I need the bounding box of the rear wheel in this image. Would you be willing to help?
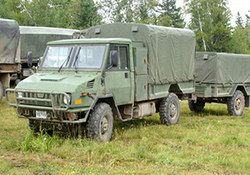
[0,82,3,102]
[188,100,205,112]
[159,93,180,125]
[227,90,245,116]
[87,103,113,142]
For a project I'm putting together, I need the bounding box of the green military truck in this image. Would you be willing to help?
[18,26,79,80]
[189,52,250,116]
[0,19,21,102]
[6,23,196,141]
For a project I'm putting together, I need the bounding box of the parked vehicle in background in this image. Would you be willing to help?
[6,23,196,141]
[0,19,21,102]
[189,52,250,116]
[71,29,87,39]
[17,26,79,81]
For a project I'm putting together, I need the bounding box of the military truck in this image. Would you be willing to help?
[18,26,79,80]
[0,19,21,102]
[189,52,250,116]
[6,23,196,141]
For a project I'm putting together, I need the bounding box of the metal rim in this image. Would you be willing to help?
[169,102,178,119]
[100,115,109,135]
[235,97,243,112]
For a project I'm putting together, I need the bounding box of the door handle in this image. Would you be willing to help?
[125,72,128,78]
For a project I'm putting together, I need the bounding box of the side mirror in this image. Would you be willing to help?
[110,50,118,67]
[27,52,33,67]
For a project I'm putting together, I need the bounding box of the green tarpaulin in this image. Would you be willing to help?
[86,23,195,84]
[19,26,79,59]
[195,52,250,84]
[0,18,20,64]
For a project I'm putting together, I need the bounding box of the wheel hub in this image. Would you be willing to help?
[101,116,108,134]
[170,103,177,118]
[235,98,242,111]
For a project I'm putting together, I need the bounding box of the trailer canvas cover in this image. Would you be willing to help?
[195,52,250,84]
[86,23,195,84]
[0,18,20,64]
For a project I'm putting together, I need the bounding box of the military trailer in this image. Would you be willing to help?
[189,52,250,116]
[6,23,196,141]
[18,26,79,79]
[0,19,21,102]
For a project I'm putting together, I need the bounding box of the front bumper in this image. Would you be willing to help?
[6,89,90,123]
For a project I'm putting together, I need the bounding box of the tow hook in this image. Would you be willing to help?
[57,124,62,130]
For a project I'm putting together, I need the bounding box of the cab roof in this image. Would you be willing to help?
[48,38,132,45]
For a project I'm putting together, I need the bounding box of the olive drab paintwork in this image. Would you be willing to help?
[19,26,79,78]
[20,26,79,61]
[0,19,20,64]
[189,52,250,116]
[6,23,196,140]
[0,18,21,102]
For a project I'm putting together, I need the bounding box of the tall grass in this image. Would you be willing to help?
[1,96,250,174]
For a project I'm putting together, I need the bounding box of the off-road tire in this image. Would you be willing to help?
[0,82,4,102]
[29,119,39,133]
[159,93,180,125]
[87,103,113,142]
[188,100,205,112]
[227,90,245,116]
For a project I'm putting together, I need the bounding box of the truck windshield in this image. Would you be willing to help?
[72,45,105,69]
[41,45,106,69]
[41,46,73,68]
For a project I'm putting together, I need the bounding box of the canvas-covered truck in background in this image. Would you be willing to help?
[189,52,250,116]
[0,19,21,102]
[6,23,196,141]
[17,26,79,80]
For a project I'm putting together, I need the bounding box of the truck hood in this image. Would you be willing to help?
[16,72,101,93]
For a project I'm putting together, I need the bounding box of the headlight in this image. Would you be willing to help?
[17,92,23,98]
[63,94,71,105]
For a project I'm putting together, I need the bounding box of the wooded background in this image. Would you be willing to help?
[1,0,250,54]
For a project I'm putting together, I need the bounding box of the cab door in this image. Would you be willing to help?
[104,44,133,105]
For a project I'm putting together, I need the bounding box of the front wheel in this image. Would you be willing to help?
[227,90,245,116]
[159,93,180,125]
[87,103,113,142]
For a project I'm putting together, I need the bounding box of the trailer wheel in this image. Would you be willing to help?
[87,103,113,142]
[159,93,180,125]
[188,100,205,112]
[0,82,3,102]
[227,90,245,116]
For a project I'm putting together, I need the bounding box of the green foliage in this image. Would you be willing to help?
[235,11,244,28]
[158,0,185,28]
[0,0,13,19]
[185,0,232,52]
[70,0,102,29]
[98,0,158,24]
[232,24,248,53]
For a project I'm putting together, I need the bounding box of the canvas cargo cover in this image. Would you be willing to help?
[20,26,79,59]
[195,52,250,84]
[0,18,20,64]
[85,23,195,84]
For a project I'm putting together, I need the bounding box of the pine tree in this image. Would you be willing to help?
[158,0,185,28]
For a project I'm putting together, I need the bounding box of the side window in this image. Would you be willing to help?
[108,44,129,70]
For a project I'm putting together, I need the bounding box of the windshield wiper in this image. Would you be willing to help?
[58,47,73,73]
[73,47,81,73]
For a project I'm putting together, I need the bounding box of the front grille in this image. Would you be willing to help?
[14,90,70,111]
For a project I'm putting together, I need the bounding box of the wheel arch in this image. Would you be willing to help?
[89,94,121,120]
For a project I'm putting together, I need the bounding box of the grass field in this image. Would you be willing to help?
[1,96,250,175]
